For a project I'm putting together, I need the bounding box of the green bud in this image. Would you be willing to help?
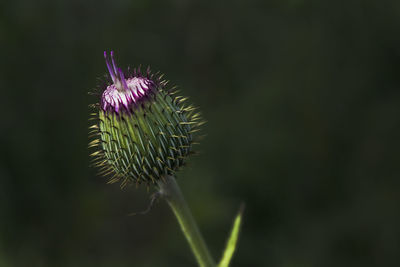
[89,51,203,187]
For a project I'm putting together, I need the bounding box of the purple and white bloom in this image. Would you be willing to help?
[101,51,157,113]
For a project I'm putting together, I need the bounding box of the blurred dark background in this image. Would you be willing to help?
[1,0,400,266]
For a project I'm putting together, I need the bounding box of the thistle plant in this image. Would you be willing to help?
[89,51,243,267]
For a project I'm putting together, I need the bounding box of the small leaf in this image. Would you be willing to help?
[218,203,245,267]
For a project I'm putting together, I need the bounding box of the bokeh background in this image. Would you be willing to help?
[1,0,400,266]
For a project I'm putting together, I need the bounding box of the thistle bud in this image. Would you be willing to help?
[89,52,203,187]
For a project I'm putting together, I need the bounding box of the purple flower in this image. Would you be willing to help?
[101,51,156,113]
[90,51,203,187]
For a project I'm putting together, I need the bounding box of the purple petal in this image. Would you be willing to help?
[104,51,117,83]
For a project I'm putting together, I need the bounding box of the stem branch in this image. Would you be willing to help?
[158,175,215,267]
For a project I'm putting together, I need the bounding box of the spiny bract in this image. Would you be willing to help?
[89,51,203,188]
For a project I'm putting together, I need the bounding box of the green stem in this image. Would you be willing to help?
[158,175,216,267]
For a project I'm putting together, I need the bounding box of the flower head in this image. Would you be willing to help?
[89,51,203,187]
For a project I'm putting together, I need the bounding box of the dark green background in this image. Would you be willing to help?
[1,1,399,266]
